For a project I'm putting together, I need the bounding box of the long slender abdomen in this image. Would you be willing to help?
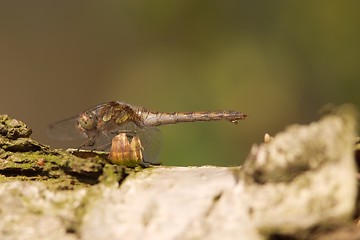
[141,110,247,127]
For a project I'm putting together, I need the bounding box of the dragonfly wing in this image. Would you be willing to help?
[138,126,162,165]
[47,115,87,141]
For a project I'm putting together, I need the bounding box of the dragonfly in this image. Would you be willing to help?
[47,101,247,165]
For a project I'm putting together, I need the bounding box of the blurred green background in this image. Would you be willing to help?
[0,1,359,166]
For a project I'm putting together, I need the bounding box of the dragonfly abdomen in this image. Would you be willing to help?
[142,110,247,126]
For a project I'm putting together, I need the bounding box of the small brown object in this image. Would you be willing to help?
[36,158,45,166]
[109,133,143,167]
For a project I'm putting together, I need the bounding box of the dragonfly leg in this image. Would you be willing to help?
[90,132,112,151]
[78,135,97,151]
[140,159,161,167]
[92,130,136,151]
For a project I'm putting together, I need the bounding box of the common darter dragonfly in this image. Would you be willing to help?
[48,101,247,165]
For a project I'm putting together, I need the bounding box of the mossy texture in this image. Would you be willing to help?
[0,114,136,189]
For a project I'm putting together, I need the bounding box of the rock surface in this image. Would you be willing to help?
[0,105,358,240]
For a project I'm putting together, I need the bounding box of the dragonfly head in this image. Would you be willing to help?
[77,112,97,136]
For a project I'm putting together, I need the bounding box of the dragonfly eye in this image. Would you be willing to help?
[77,113,95,131]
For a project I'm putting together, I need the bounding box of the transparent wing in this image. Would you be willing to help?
[47,103,108,141]
[47,115,86,141]
[139,126,162,165]
[109,122,163,165]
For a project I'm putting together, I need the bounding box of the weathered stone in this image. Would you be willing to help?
[0,181,84,240]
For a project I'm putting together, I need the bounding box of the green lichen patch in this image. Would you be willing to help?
[0,114,148,190]
[98,164,128,186]
[0,137,47,152]
[0,149,133,189]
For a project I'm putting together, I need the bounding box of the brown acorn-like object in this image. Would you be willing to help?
[109,133,144,167]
